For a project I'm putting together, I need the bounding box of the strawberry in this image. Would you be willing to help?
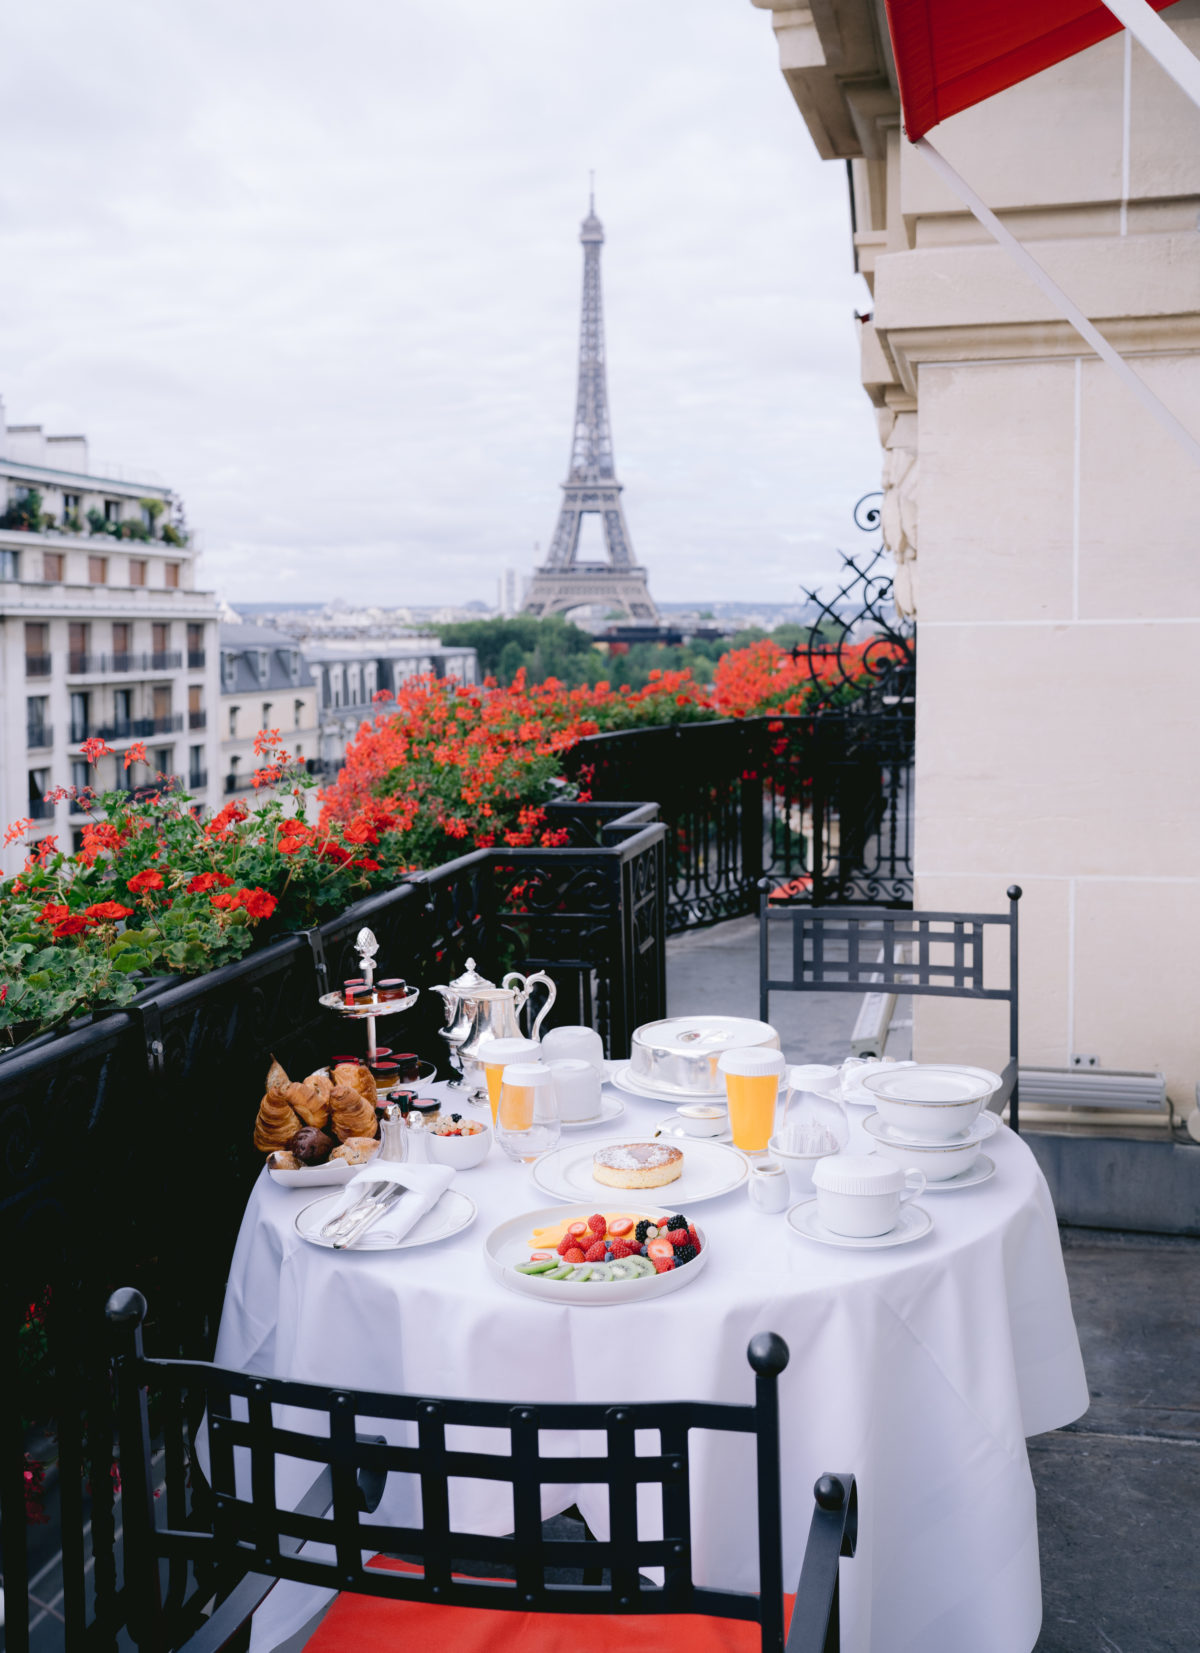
[584,1240,607,1262]
[567,1221,590,1240]
[652,1255,676,1274]
[587,1213,607,1238]
[667,1228,691,1248]
[557,1232,579,1256]
[607,1217,635,1238]
[608,1239,636,1260]
[646,1237,675,1262]
[562,1247,586,1265]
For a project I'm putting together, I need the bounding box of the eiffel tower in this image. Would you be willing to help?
[522,193,658,621]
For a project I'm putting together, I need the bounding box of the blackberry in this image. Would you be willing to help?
[634,1219,654,1244]
[664,1214,689,1232]
[673,1243,698,1265]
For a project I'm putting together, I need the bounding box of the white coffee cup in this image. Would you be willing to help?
[747,1159,792,1215]
[811,1153,925,1238]
[540,1025,605,1075]
[547,1058,603,1122]
[678,1103,727,1138]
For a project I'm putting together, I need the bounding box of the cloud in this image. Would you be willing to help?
[0,0,880,605]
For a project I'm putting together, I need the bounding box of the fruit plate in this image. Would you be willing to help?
[531,1136,747,1205]
[486,1203,709,1306]
[268,1159,361,1189]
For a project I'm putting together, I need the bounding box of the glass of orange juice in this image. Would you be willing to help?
[496,1062,560,1163]
[475,1036,540,1124]
[717,1047,788,1154]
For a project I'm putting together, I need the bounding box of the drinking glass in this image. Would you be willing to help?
[496,1062,561,1163]
[717,1046,787,1154]
[475,1035,540,1124]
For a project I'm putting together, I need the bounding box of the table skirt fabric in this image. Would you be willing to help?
[215,1085,1088,1653]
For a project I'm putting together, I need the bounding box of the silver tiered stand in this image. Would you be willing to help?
[317,926,419,1068]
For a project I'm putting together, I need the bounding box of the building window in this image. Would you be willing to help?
[70,691,91,744]
[27,696,50,748]
[29,768,50,807]
[186,622,204,668]
[229,705,239,737]
[255,649,269,684]
[112,621,131,661]
[71,758,89,793]
[221,653,237,691]
[43,551,64,581]
[294,697,304,729]
[261,702,272,730]
[151,746,172,777]
[0,549,17,580]
[189,745,205,788]
[68,621,90,673]
[129,558,146,586]
[364,662,377,698]
[88,555,108,584]
[62,492,81,528]
[103,499,121,524]
[164,562,180,589]
[152,622,169,654]
[114,688,132,733]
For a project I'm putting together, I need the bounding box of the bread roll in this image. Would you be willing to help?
[330,1084,377,1143]
[330,1138,380,1166]
[253,1092,302,1153]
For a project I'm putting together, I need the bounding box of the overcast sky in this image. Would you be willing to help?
[0,0,879,607]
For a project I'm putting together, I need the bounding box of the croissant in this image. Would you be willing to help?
[283,1080,330,1131]
[266,1056,290,1096]
[333,1062,378,1107]
[330,1137,380,1166]
[303,1070,335,1104]
[330,1084,378,1143]
[254,1091,302,1153]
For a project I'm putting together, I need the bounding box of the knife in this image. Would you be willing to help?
[331,1184,406,1249]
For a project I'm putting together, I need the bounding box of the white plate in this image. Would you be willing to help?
[862,1111,998,1148]
[294,1187,476,1250]
[610,1064,725,1107]
[486,1202,709,1306]
[860,1066,995,1105]
[559,1094,625,1131]
[919,1153,996,1192]
[268,1159,361,1189]
[786,1199,933,1250]
[652,1114,733,1144]
[532,1135,747,1205]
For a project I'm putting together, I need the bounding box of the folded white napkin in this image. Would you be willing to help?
[323,1161,455,1244]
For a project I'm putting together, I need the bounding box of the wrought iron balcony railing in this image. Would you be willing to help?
[25,653,52,677]
[26,723,52,749]
[28,797,55,819]
[188,709,206,729]
[67,651,186,676]
[187,649,206,668]
[189,769,208,790]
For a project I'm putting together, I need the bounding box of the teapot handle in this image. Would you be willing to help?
[503,970,557,1041]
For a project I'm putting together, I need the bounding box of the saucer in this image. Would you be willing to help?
[652,1114,733,1144]
[786,1199,933,1250]
[611,1064,723,1106]
[919,1153,995,1192]
[559,1094,625,1131]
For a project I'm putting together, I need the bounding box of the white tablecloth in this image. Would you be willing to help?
[215,1081,1087,1653]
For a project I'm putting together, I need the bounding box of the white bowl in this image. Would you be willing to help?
[767,1134,838,1202]
[859,1065,998,1141]
[863,1111,997,1180]
[424,1121,492,1169]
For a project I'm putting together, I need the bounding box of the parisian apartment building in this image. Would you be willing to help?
[219,623,320,804]
[0,395,220,871]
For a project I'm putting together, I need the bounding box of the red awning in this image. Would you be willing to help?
[883,0,1178,140]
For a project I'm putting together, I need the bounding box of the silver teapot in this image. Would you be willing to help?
[430,958,557,1091]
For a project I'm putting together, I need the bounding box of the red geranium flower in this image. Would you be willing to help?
[79,737,114,764]
[187,871,232,894]
[83,901,134,924]
[352,858,381,871]
[210,891,240,910]
[123,740,148,770]
[127,869,164,894]
[237,887,277,921]
[52,915,90,939]
[36,902,71,925]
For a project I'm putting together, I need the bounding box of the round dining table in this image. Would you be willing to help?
[216,1076,1088,1653]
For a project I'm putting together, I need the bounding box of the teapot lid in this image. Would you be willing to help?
[446,957,494,991]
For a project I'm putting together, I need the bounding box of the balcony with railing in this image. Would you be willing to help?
[188,709,207,729]
[223,773,243,794]
[66,651,185,676]
[26,723,52,750]
[27,797,55,820]
[70,712,184,745]
[25,654,51,677]
[187,649,206,669]
[189,769,208,791]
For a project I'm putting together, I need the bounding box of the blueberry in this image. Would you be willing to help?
[639,1245,648,1257]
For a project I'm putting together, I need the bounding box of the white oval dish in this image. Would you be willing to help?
[295,1188,476,1250]
[486,1203,708,1305]
[532,1136,747,1204]
[860,1065,998,1140]
[268,1159,361,1189]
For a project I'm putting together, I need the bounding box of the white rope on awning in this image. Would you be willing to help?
[914,134,1200,468]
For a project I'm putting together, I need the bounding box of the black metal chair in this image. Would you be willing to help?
[108,1289,857,1653]
[759,882,1023,1131]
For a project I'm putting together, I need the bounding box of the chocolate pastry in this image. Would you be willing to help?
[288,1126,334,1165]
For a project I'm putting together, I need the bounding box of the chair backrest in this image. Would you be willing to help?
[759,884,1022,1130]
[108,1290,800,1652]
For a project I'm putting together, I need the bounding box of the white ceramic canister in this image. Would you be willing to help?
[768,1134,839,1204]
[811,1153,925,1238]
[541,1024,605,1076]
[547,1058,603,1122]
[747,1159,792,1215]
